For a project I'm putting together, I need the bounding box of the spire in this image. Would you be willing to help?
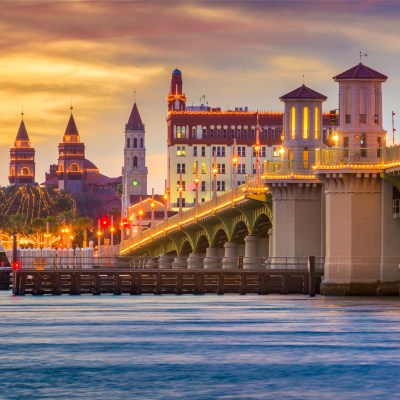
[64,111,79,135]
[126,102,144,130]
[16,118,29,141]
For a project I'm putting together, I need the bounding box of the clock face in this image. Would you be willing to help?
[132,179,138,187]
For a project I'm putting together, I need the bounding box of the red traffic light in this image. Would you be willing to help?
[100,216,110,228]
[12,261,21,270]
[122,218,129,228]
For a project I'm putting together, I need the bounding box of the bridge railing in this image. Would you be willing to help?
[315,145,400,167]
[10,255,325,271]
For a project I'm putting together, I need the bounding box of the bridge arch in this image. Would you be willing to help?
[252,212,273,238]
[195,235,210,254]
[231,220,250,243]
[212,228,228,248]
[180,240,193,256]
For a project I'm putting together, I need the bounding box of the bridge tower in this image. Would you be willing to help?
[316,62,400,295]
[122,102,148,216]
[9,113,36,186]
[265,84,327,259]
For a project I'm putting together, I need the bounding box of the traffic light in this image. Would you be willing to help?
[122,218,129,228]
[329,110,337,125]
[12,260,21,270]
[100,216,110,229]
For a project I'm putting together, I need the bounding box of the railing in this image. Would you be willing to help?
[10,255,325,272]
[315,145,400,167]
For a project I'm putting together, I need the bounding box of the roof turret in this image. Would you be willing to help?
[280,84,327,101]
[16,119,30,141]
[333,63,387,81]
[65,112,79,135]
[126,103,144,130]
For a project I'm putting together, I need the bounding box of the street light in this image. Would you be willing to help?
[212,150,218,207]
[163,192,168,221]
[138,209,143,238]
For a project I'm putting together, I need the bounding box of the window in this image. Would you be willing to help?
[263,128,268,139]
[140,138,144,148]
[70,163,79,172]
[303,107,309,139]
[223,128,227,138]
[181,198,186,208]
[237,128,241,138]
[192,126,196,138]
[288,150,294,169]
[237,164,246,174]
[244,128,248,138]
[237,146,246,157]
[177,126,186,139]
[303,149,309,169]
[201,146,206,157]
[217,128,221,139]
[177,163,186,174]
[127,138,130,148]
[271,128,275,139]
[212,146,225,157]
[343,136,349,158]
[201,198,205,203]
[217,164,226,174]
[345,114,351,123]
[134,138,137,148]
[314,107,319,139]
[133,156,138,167]
[230,128,235,138]
[202,126,207,138]
[210,128,214,139]
[251,128,255,139]
[360,114,366,123]
[21,167,30,176]
[237,181,245,186]
[193,146,197,157]
[192,162,197,174]
[201,163,206,174]
[201,181,206,191]
[291,106,296,139]
[177,146,186,156]
[217,181,225,191]
[177,181,186,190]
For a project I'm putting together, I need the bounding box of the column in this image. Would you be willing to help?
[222,241,239,269]
[187,252,204,269]
[243,235,261,270]
[204,247,221,269]
[172,256,188,269]
[158,254,173,269]
[146,256,159,269]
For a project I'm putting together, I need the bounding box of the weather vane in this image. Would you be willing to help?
[134,88,136,102]
[70,97,73,112]
[302,74,305,84]
[359,52,367,63]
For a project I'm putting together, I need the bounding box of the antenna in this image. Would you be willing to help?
[359,52,368,63]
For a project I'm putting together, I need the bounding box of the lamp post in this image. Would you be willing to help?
[232,139,238,201]
[97,219,101,257]
[110,214,114,247]
[138,209,143,239]
[151,188,155,227]
[163,192,168,221]
[212,150,218,208]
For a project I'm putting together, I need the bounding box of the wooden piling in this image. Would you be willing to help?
[308,256,316,297]
[217,273,224,295]
[239,273,247,295]
[154,272,162,295]
[175,272,183,295]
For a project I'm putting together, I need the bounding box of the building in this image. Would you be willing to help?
[42,108,122,211]
[166,69,337,211]
[121,102,148,216]
[9,113,36,186]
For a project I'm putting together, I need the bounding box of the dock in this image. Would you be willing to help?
[12,268,322,296]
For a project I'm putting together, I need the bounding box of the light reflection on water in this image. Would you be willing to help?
[0,293,399,399]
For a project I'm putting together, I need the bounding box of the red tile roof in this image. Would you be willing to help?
[16,119,30,141]
[280,84,327,101]
[126,103,144,130]
[333,63,387,80]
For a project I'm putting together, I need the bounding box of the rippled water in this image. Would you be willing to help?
[0,292,399,399]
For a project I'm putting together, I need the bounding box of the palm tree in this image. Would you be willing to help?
[73,217,94,248]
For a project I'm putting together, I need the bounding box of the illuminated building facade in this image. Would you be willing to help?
[9,114,36,186]
[166,68,334,210]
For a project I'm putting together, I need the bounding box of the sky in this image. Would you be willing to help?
[1,0,400,193]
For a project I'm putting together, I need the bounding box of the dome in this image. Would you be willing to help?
[172,68,182,76]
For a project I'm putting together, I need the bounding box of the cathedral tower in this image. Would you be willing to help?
[56,107,85,193]
[9,113,36,186]
[122,102,148,215]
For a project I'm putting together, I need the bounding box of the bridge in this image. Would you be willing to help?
[120,146,400,296]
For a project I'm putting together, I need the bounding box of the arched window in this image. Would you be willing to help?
[133,156,138,167]
[10,167,15,176]
[133,138,137,148]
[314,107,319,139]
[140,138,143,148]
[21,167,30,176]
[303,107,309,139]
[70,163,80,172]
[291,106,296,139]
[59,163,64,172]
[127,138,130,148]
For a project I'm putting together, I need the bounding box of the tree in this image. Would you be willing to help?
[73,217,94,248]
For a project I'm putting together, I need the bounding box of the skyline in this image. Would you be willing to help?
[1,0,400,193]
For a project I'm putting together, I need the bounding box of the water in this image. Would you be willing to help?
[0,292,399,399]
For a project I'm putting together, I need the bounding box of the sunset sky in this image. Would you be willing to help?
[1,0,400,193]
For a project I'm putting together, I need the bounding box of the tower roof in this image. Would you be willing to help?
[16,119,30,141]
[172,68,182,76]
[333,63,387,81]
[280,84,327,101]
[126,102,144,130]
[65,113,79,135]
